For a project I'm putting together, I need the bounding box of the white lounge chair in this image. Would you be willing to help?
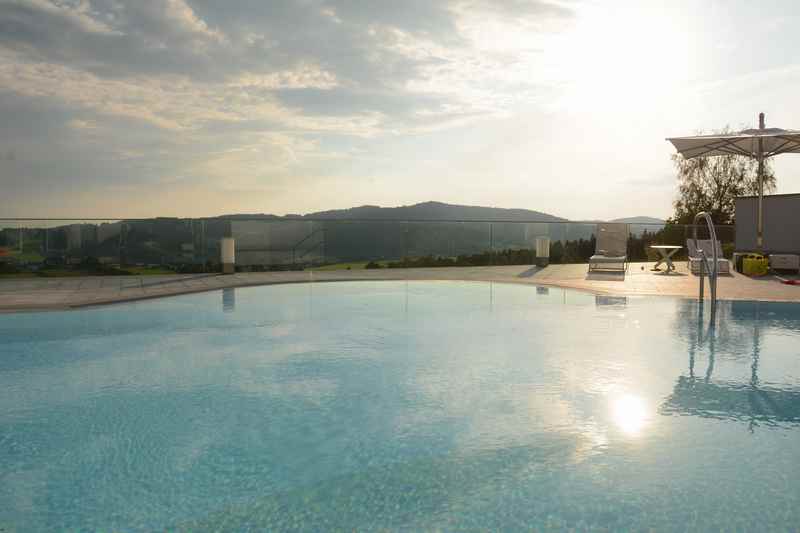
[686,239,730,274]
[589,223,628,272]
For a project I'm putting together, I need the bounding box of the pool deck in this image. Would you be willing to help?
[2,261,800,312]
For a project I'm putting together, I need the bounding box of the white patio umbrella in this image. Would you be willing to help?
[667,113,800,249]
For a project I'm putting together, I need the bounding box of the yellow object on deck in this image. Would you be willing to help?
[742,254,769,276]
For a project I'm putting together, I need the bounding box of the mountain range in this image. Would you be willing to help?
[609,216,666,225]
[224,201,662,224]
[0,201,665,268]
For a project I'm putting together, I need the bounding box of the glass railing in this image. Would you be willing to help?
[0,218,224,276]
[0,218,736,275]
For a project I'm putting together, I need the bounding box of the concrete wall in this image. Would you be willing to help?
[736,194,800,253]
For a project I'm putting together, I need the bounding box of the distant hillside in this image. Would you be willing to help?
[609,216,665,225]
[304,201,567,222]
[4,203,675,268]
[608,216,665,236]
[217,205,659,224]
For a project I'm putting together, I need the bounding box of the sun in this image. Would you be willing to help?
[549,2,693,112]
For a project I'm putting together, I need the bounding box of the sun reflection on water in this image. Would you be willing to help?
[612,394,649,436]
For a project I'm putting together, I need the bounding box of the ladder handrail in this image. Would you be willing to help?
[692,212,718,311]
[292,227,326,266]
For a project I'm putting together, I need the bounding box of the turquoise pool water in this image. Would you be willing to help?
[1,281,800,531]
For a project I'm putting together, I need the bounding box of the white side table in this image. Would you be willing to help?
[650,245,682,273]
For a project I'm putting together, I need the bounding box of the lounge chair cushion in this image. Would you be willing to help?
[689,257,730,273]
[590,254,626,262]
[590,223,629,271]
[686,239,724,259]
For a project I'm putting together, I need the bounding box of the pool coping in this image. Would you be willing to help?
[3,263,800,313]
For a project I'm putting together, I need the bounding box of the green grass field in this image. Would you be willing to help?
[35,270,91,277]
[123,266,176,275]
[7,251,45,263]
[0,266,178,278]
[312,261,391,271]
[0,272,38,278]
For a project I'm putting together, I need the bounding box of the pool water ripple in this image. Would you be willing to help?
[1,281,800,531]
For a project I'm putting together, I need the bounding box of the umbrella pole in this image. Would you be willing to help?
[757,153,763,250]
[756,112,765,250]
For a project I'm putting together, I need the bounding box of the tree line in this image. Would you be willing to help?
[362,223,734,269]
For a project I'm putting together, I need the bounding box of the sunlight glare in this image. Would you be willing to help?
[612,394,648,436]
[549,2,693,112]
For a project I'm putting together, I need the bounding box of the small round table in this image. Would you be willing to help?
[650,245,682,273]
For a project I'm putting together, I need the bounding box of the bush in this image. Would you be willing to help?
[78,257,132,276]
[176,263,209,274]
[0,261,21,274]
[722,242,735,259]
[364,261,383,269]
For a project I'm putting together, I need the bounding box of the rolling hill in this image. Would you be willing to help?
[303,201,568,222]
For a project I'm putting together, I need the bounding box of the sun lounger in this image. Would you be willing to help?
[589,223,628,272]
[686,239,730,274]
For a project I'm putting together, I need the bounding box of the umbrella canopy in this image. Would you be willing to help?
[668,128,800,159]
[666,113,800,250]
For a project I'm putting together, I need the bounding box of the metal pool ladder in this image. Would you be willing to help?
[693,212,718,313]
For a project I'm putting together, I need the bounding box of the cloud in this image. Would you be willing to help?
[0,0,581,216]
[231,66,338,91]
[0,48,381,135]
[159,0,225,42]
[0,0,577,128]
[66,118,100,131]
[0,0,234,79]
[2,0,120,36]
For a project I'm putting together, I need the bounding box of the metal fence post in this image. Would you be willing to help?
[489,222,493,265]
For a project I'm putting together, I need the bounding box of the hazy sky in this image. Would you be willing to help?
[3,0,800,220]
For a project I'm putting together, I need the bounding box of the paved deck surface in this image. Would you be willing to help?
[2,262,800,312]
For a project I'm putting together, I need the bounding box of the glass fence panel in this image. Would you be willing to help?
[0,219,230,274]
[546,222,597,264]
[713,225,736,258]
[306,220,406,270]
[122,218,197,268]
[0,219,740,276]
[231,219,318,270]
[0,219,131,274]
[638,224,736,261]
[487,222,549,265]
[403,221,492,266]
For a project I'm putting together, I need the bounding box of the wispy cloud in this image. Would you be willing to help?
[12,0,785,220]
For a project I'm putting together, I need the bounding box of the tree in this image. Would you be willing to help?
[670,135,775,224]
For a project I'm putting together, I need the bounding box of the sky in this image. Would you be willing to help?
[3,0,800,220]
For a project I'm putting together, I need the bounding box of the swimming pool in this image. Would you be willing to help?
[1,281,799,531]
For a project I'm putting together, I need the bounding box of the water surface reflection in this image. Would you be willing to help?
[2,283,800,531]
[662,299,800,429]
